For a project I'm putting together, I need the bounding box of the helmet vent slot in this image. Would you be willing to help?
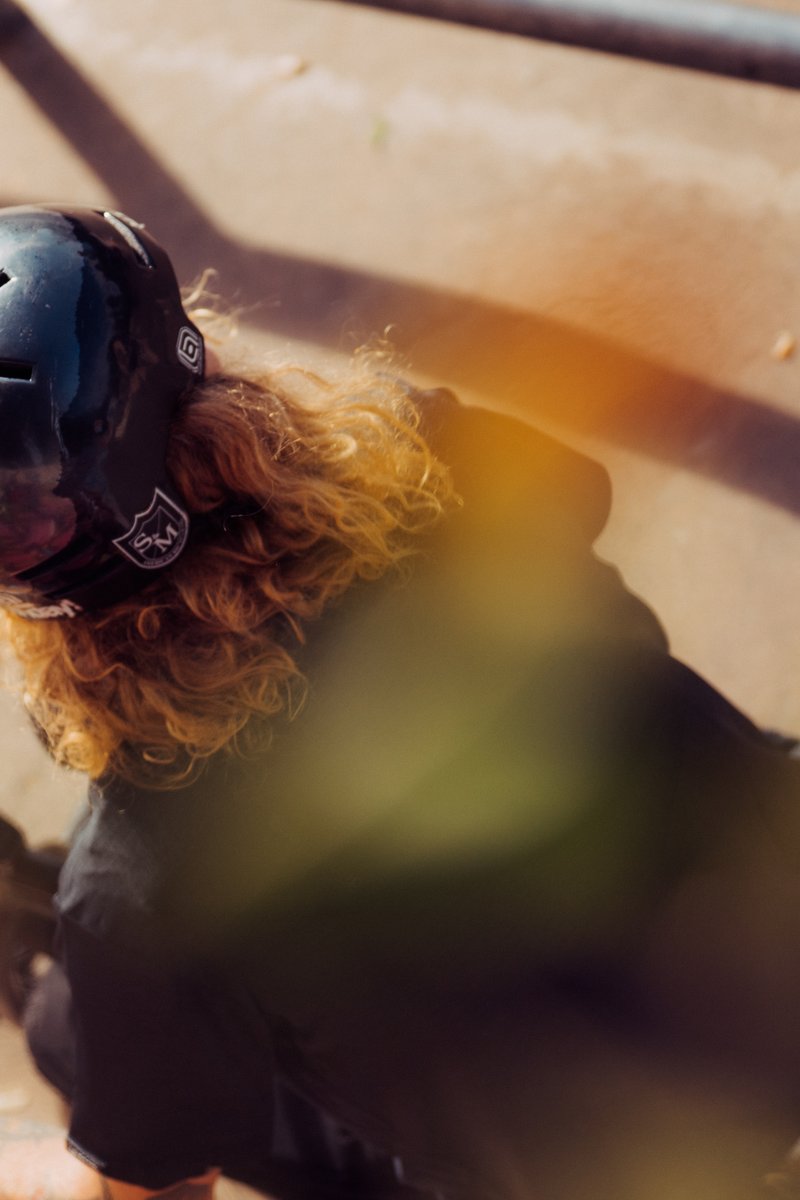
[0,271,11,289]
[0,361,33,381]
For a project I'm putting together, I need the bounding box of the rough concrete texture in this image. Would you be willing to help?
[1,0,800,1191]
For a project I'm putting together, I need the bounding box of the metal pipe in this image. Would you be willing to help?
[340,0,800,88]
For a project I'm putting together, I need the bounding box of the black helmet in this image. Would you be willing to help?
[0,204,204,619]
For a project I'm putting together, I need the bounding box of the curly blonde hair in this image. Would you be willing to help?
[1,358,453,788]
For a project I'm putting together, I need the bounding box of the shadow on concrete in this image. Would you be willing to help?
[1,0,799,516]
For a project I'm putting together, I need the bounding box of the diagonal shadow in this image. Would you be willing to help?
[1,1,800,516]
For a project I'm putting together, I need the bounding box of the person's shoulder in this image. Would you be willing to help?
[56,787,157,949]
[56,774,212,956]
[57,761,267,963]
[411,386,612,543]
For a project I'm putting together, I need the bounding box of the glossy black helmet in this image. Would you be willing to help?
[0,205,204,618]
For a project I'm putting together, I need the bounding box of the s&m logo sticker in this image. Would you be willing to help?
[113,488,190,570]
[176,325,204,374]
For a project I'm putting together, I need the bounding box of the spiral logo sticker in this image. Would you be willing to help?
[176,326,204,375]
[113,488,190,570]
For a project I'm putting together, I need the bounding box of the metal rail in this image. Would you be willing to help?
[340,0,800,88]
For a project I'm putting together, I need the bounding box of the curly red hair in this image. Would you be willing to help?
[1,358,453,787]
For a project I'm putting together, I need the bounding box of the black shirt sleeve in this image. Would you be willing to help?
[36,790,279,1190]
[58,911,275,1189]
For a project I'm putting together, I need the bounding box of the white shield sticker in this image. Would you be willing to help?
[113,488,190,570]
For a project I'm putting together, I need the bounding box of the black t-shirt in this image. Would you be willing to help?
[27,394,791,1196]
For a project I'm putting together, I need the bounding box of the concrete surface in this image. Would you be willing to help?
[1,0,800,1192]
